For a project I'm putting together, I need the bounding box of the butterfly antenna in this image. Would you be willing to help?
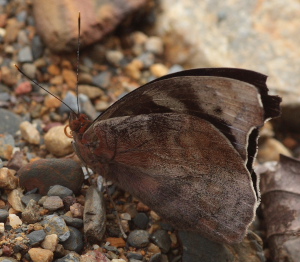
[14,65,77,115]
[76,12,81,115]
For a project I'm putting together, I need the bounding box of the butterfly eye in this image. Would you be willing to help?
[64,125,73,138]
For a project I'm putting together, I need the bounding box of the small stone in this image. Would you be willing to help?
[44,95,62,108]
[32,35,44,60]
[120,213,131,220]
[0,209,9,222]
[84,186,106,244]
[137,52,155,68]
[41,234,59,252]
[27,230,46,246]
[106,50,124,66]
[60,91,77,114]
[47,185,73,199]
[20,121,40,145]
[150,64,169,78]
[150,230,171,253]
[150,211,161,221]
[258,138,292,162]
[125,60,143,80]
[81,250,111,262]
[7,188,25,212]
[44,125,73,157]
[55,252,81,262]
[106,237,126,248]
[127,230,150,248]
[7,150,26,171]
[144,36,164,55]
[0,133,15,160]
[92,71,112,88]
[47,64,61,75]
[112,259,126,262]
[8,214,22,228]
[21,194,42,206]
[21,63,37,79]
[0,222,4,233]
[62,69,77,89]
[4,18,19,43]
[62,196,77,210]
[148,243,161,254]
[0,256,19,262]
[95,100,110,111]
[18,45,33,62]
[18,159,84,195]
[43,196,64,211]
[127,252,144,260]
[22,199,41,224]
[0,168,18,190]
[70,203,84,218]
[28,247,53,262]
[0,109,22,135]
[78,85,104,99]
[43,214,70,242]
[121,219,130,233]
[62,226,83,252]
[62,215,83,228]
[133,213,149,229]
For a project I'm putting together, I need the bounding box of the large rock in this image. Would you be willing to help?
[32,0,148,52]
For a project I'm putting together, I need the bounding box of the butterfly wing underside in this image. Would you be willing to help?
[81,113,257,244]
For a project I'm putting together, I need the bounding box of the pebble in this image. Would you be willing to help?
[55,252,81,262]
[70,203,84,218]
[168,64,184,74]
[79,93,99,120]
[0,209,9,222]
[32,35,44,60]
[47,64,61,75]
[144,36,164,55]
[120,212,131,221]
[81,250,111,262]
[17,30,29,45]
[43,196,64,211]
[62,69,77,89]
[106,237,126,248]
[27,229,46,246]
[60,91,77,114]
[0,257,19,262]
[92,71,112,88]
[83,185,106,244]
[28,247,54,262]
[133,213,149,229]
[43,214,70,242]
[150,64,169,78]
[7,188,25,212]
[127,230,150,248]
[61,215,83,228]
[4,18,19,43]
[61,226,84,253]
[18,159,84,195]
[19,121,40,145]
[127,252,144,260]
[106,50,124,66]
[47,185,73,199]
[137,52,155,68]
[8,214,22,228]
[7,151,26,171]
[0,108,22,134]
[18,45,33,62]
[41,234,59,252]
[150,230,171,253]
[125,59,143,80]
[149,253,167,262]
[0,167,18,190]
[21,199,41,224]
[0,133,15,160]
[78,84,105,99]
[44,125,73,157]
[258,138,292,162]
[21,193,42,206]
[22,63,36,79]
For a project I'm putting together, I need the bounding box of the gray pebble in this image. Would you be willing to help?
[0,92,10,102]
[43,196,64,211]
[61,226,83,253]
[53,252,81,262]
[144,36,164,55]
[168,64,184,74]
[0,209,9,222]
[62,215,83,228]
[18,30,29,45]
[48,185,73,199]
[60,91,77,114]
[0,134,15,160]
[79,94,99,120]
[133,213,149,230]
[151,230,171,253]
[149,253,168,262]
[32,35,44,59]
[0,109,22,135]
[18,45,33,62]
[27,229,46,246]
[21,193,42,206]
[92,71,111,88]
[137,52,155,68]
[127,230,150,248]
[127,252,144,260]
[16,10,27,22]
[43,214,70,242]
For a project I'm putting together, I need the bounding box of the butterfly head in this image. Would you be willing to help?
[68,112,93,138]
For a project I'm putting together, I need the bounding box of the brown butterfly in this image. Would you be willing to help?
[68,68,281,244]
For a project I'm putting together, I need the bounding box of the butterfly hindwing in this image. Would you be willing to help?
[80,113,257,243]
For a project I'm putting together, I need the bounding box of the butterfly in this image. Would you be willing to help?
[67,67,281,244]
